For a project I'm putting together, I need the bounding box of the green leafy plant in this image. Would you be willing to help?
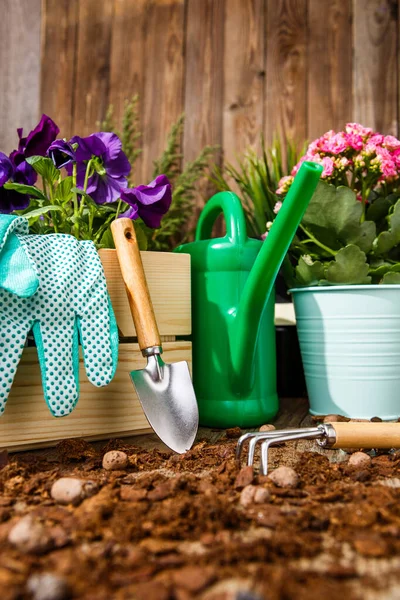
[212,137,303,239]
[277,123,400,286]
[212,136,304,286]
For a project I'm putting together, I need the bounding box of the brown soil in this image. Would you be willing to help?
[1,435,400,600]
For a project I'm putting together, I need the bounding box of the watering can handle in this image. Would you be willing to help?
[195,191,248,245]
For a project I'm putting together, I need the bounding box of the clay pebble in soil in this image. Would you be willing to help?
[234,466,254,489]
[8,515,53,554]
[268,466,299,488]
[102,450,129,470]
[259,424,276,432]
[26,573,70,600]
[348,452,372,468]
[51,477,98,506]
[240,485,270,507]
[323,414,351,423]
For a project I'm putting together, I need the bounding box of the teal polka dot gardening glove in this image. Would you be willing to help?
[0,215,119,417]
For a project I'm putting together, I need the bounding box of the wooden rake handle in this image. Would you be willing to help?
[330,422,400,448]
[111,218,161,351]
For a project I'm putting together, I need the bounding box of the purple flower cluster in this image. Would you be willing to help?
[0,115,59,213]
[0,115,172,228]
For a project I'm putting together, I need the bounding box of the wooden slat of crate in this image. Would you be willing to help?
[1,342,192,451]
[99,249,191,338]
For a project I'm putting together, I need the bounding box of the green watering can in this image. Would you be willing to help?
[175,161,322,428]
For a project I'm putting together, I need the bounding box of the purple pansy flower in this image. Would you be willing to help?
[47,139,76,169]
[1,114,60,213]
[17,114,60,159]
[120,175,172,228]
[67,132,130,204]
[0,152,32,214]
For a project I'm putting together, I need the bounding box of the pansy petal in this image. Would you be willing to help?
[96,132,123,161]
[70,134,106,162]
[0,188,30,214]
[105,151,131,178]
[90,175,125,204]
[14,160,37,186]
[24,114,60,157]
[119,204,139,220]
[0,153,14,186]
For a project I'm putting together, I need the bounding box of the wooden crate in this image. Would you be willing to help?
[1,250,192,451]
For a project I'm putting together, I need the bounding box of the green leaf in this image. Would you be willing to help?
[54,177,74,203]
[3,182,47,201]
[295,255,325,286]
[26,156,59,184]
[134,222,148,250]
[366,196,391,223]
[325,245,371,285]
[381,272,400,284]
[23,205,62,220]
[373,199,400,255]
[99,227,115,249]
[303,181,376,253]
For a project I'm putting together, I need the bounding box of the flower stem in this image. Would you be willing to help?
[299,224,337,256]
[115,199,122,220]
[79,159,93,217]
[72,163,79,238]
[47,182,59,233]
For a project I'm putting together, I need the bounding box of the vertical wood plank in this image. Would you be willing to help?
[140,0,185,182]
[40,0,79,138]
[264,0,308,148]
[223,0,265,164]
[353,0,398,134]
[183,0,225,163]
[72,0,115,137]
[109,0,148,183]
[183,0,224,223]
[0,0,41,153]
[307,0,353,139]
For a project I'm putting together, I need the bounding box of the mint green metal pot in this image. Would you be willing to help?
[175,162,322,428]
[291,285,400,420]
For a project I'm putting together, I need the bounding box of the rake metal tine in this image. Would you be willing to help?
[260,428,325,475]
[236,428,318,466]
[246,429,304,466]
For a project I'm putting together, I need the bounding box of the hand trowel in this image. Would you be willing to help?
[111,218,199,453]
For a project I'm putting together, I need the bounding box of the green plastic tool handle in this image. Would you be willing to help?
[196,191,248,246]
[232,160,323,381]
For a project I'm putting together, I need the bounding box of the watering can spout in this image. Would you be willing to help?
[232,161,322,386]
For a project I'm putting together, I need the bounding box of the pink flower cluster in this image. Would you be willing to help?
[276,123,400,196]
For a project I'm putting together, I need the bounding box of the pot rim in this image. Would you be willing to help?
[289,284,400,294]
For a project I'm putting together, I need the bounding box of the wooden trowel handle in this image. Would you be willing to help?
[111,218,161,351]
[330,422,400,449]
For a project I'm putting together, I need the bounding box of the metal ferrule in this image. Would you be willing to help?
[142,346,163,358]
[317,423,337,447]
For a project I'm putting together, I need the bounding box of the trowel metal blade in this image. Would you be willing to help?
[130,356,199,454]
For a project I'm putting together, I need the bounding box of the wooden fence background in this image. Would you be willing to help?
[0,0,399,201]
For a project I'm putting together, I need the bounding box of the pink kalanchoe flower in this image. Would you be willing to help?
[345,123,373,138]
[383,135,400,151]
[320,132,347,155]
[321,156,335,177]
[375,147,397,179]
[344,133,363,152]
[276,175,293,195]
[273,201,282,214]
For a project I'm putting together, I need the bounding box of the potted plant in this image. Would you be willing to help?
[0,105,215,448]
[276,123,400,419]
